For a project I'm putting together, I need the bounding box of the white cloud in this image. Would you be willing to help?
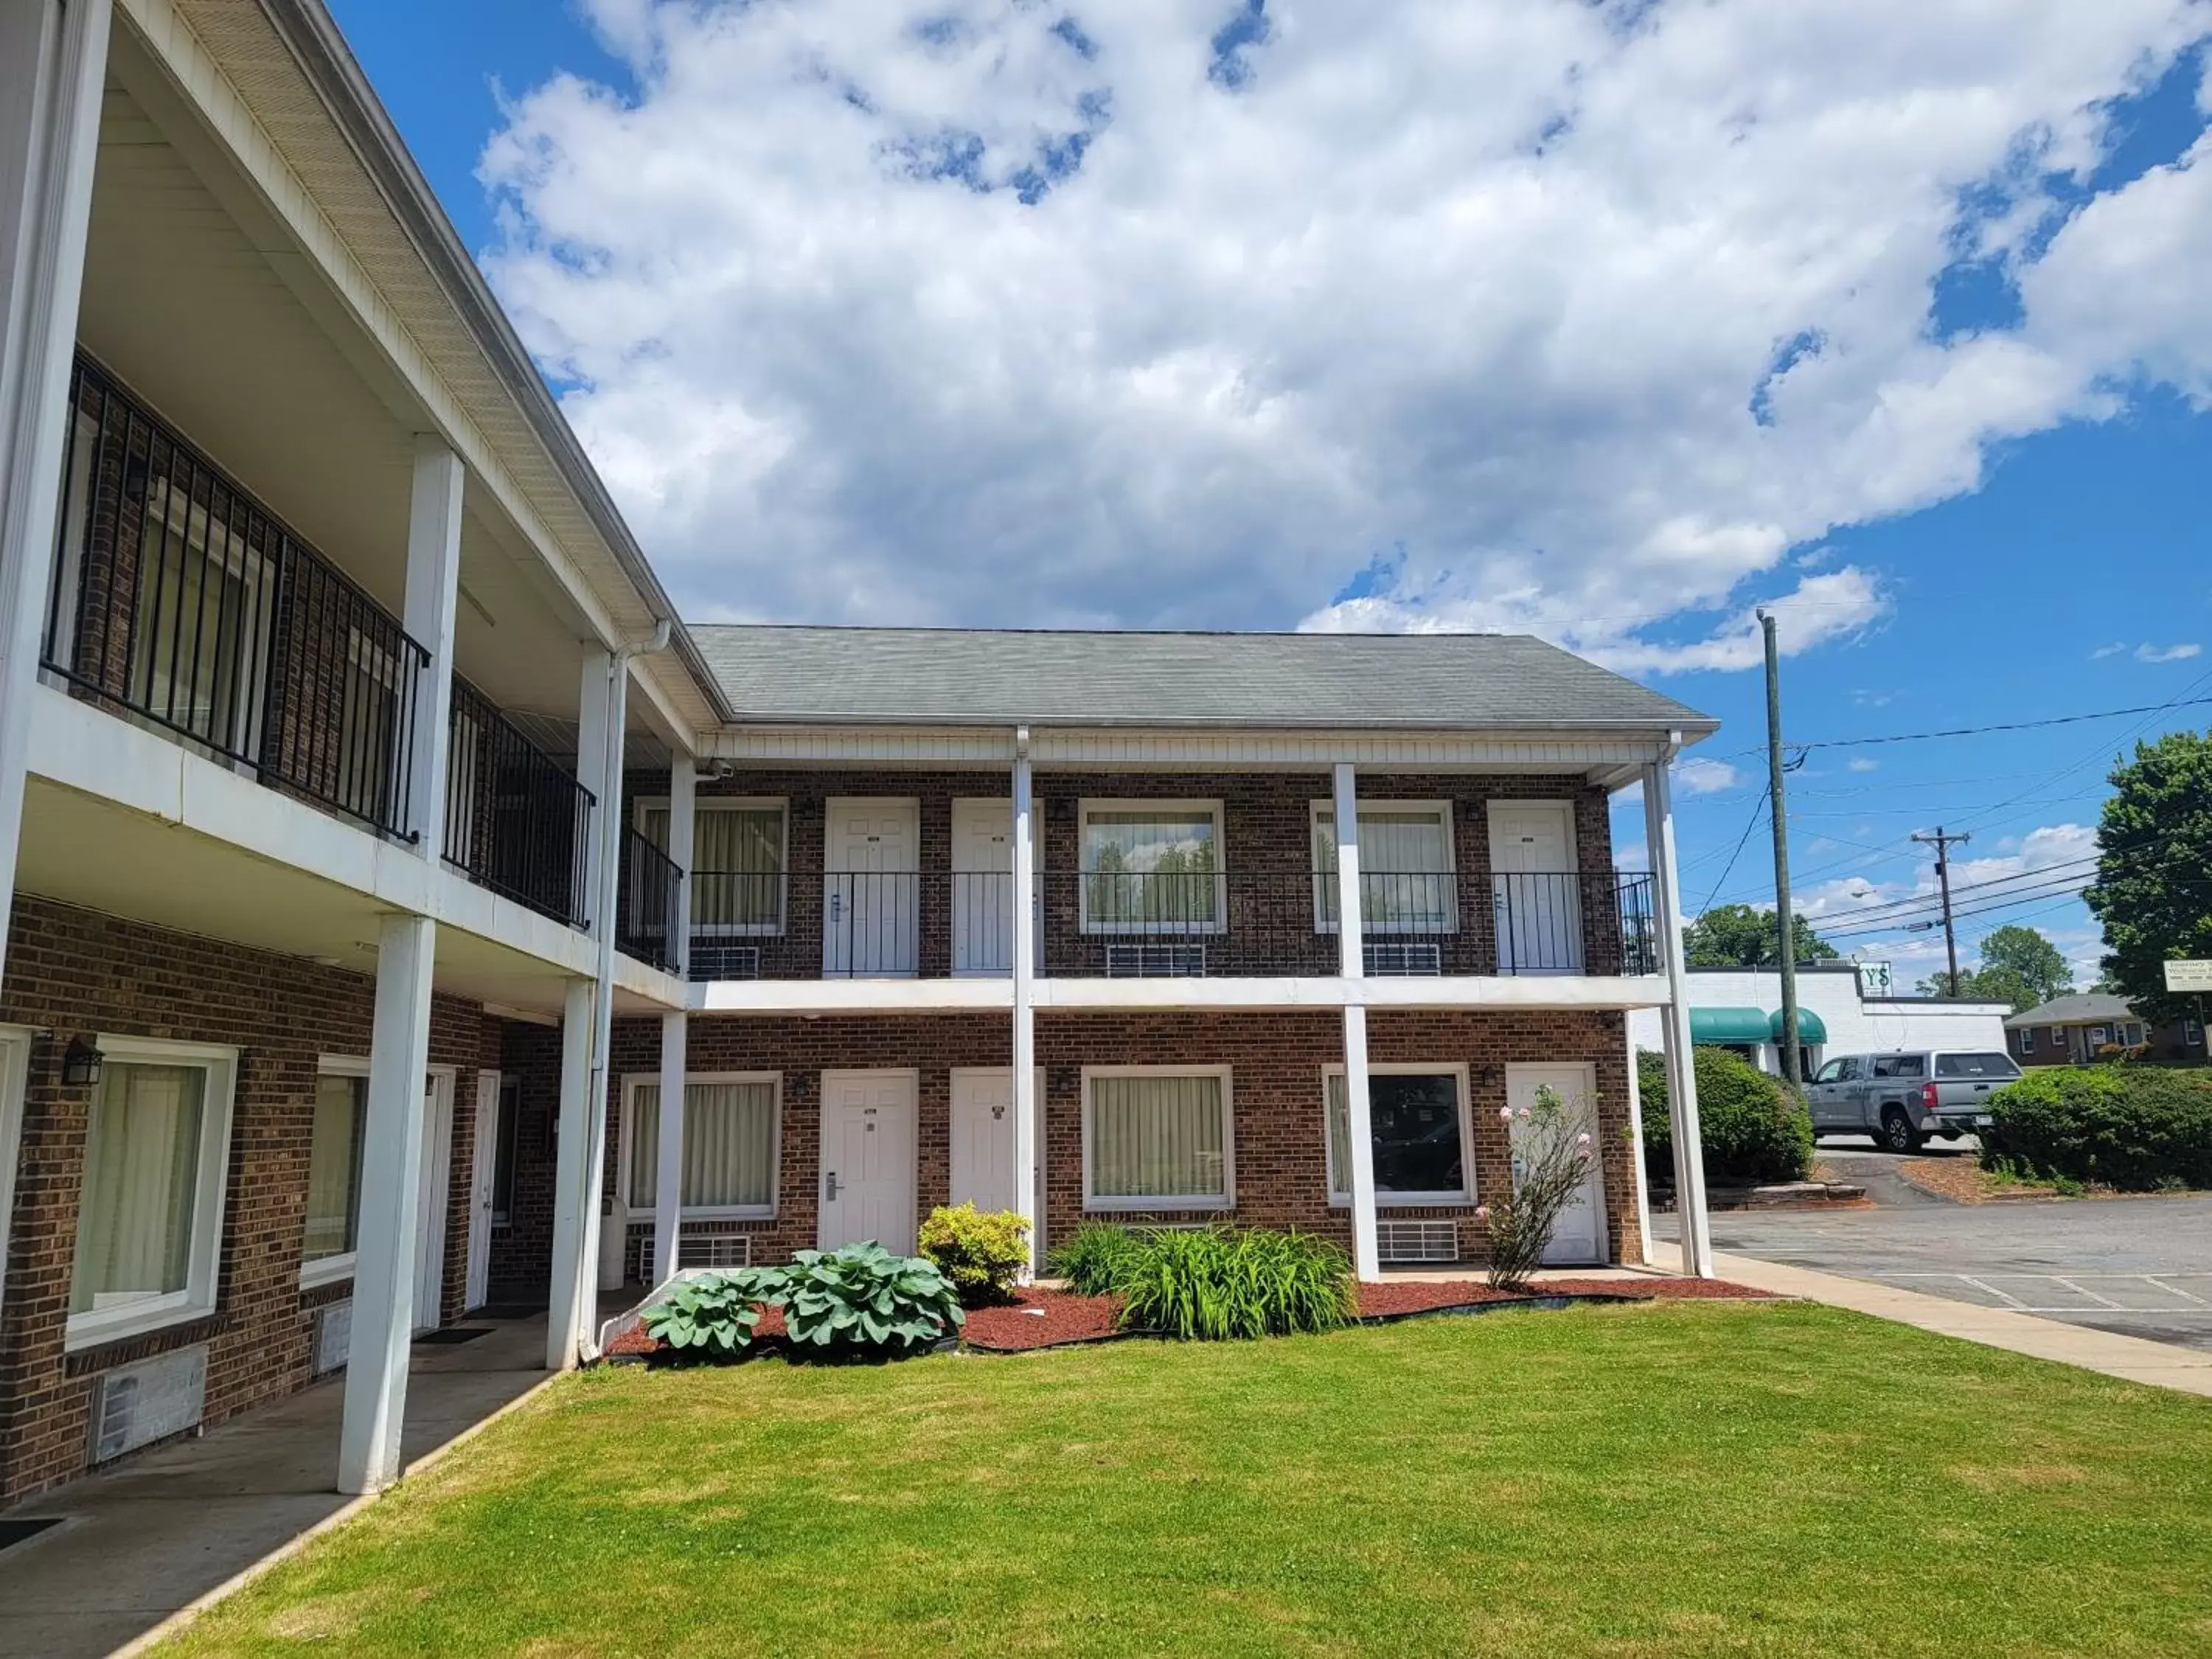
[2136,641,2203,662]
[1670,757,1743,795]
[1846,755,1879,773]
[481,1,2212,651]
[2092,641,2129,660]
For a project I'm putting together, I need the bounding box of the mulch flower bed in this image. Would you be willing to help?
[601,1276,1773,1361]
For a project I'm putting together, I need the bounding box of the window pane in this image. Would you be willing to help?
[492,1080,519,1222]
[1315,808,1453,931]
[1935,1053,2018,1079]
[1082,811,1218,927]
[684,1082,776,1209]
[303,1074,366,1262]
[628,1085,661,1210]
[1326,1073,1465,1197]
[1089,1074,1225,1200]
[72,1062,206,1315]
[695,808,785,929]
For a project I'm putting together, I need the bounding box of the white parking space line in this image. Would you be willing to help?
[1868,1273,2212,1317]
[2149,1276,2212,1307]
[2051,1276,2124,1309]
[1956,1274,2030,1309]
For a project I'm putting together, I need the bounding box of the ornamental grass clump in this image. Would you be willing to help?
[917,1203,1032,1307]
[780,1241,966,1356]
[1115,1227,1355,1341]
[1045,1220,1149,1296]
[1480,1084,1596,1292]
[639,1267,783,1360]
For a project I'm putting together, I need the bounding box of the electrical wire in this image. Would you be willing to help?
[1694,785,1771,920]
[1717,693,2212,761]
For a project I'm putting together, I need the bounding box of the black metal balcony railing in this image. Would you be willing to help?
[42,355,429,840]
[444,679,594,929]
[679,868,1658,981]
[616,827,684,974]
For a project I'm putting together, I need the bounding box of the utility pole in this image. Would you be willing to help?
[1759,611,1801,1088]
[1911,827,1972,992]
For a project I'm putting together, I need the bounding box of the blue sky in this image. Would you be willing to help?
[330,1,2212,991]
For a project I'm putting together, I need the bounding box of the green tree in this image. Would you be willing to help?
[1684,902,1842,969]
[2082,730,2212,1025]
[1916,964,2035,1009]
[1917,927,2073,1011]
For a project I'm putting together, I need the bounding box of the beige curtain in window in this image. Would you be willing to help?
[630,1081,776,1211]
[1324,1073,1352,1194]
[71,1063,205,1313]
[687,808,785,930]
[1088,1074,1226,1200]
[303,1074,365,1262]
[1315,809,1453,931]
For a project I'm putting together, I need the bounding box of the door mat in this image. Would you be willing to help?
[0,1517,63,1553]
[413,1327,494,1346]
[470,1303,549,1320]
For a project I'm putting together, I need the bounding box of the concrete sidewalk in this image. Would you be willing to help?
[1651,1241,2212,1399]
[0,1309,578,1659]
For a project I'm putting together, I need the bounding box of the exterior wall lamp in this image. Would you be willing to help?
[62,1035,105,1088]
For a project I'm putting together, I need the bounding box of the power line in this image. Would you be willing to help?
[1694,785,1771,921]
[1718,694,2212,761]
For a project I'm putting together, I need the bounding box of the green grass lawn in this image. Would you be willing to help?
[169,1303,2212,1657]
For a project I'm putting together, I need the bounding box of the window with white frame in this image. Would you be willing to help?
[301,1062,369,1283]
[1079,801,1223,933]
[623,1074,779,1218]
[1311,801,1456,933]
[1083,1069,1232,1209]
[67,1038,237,1349]
[2187,1018,2205,1046]
[1324,1067,1472,1205]
[639,799,787,935]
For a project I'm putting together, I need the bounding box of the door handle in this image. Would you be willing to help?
[825,1172,839,1200]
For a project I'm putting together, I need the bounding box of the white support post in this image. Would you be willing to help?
[400,437,464,851]
[1333,762,1380,1281]
[1624,1013,1653,1265]
[575,652,613,933]
[1011,728,1039,1274]
[652,1010,686,1286]
[337,912,436,1495]
[545,975,597,1371]
[584,656,630,1304]
[1645,753,1714,1278]
[0,0,111,992]
[667,754,695,978]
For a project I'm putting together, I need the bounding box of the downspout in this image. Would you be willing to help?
[577,619,670,1361]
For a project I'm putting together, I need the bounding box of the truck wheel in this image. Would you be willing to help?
[1878,1107,1921,1155]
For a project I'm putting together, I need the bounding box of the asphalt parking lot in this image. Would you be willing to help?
[1658,1141,2212,1352]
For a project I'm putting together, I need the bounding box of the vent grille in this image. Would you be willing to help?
[88,1346,207,1464]
[313,1301,352,1376]
[1105,943,1208,977]
[678,1232,754,1269]
[1377,1220,1459,1265]
[1365,942,1442,976]
[689,942,761,982]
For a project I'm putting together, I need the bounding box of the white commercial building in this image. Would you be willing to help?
[1628,962,2011,1074]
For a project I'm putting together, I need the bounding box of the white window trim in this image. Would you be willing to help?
[635,795,790,938]
[619,1071,782,1222]
[2018,1027,2034,1052]
[1321,1061,1475,1207]
[0,1026,32,1343]
[299,1055,369,1290]
[1080,1064,1236,1212]
[1077,799,1227,936]
[65,1036,240,1353]
[1309,799,1458,936]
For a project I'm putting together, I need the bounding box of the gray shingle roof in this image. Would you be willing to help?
[2004,992,2140,1029]
[689,626,1717,731]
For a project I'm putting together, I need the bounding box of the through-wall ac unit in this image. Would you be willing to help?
[678,1232,754,1269]
[689,943,761,981]
[1376,1220,1459,1265]
[1104,942,1208,977]
[313,1301,352,1376]
[1365,942,1442,976]
[88,1345,207,1464]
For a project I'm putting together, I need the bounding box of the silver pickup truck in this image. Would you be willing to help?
[1805,1050,2023,1152]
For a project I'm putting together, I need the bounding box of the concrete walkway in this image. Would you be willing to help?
[1649,1240,2212,1399]
[0,1309,580,1659]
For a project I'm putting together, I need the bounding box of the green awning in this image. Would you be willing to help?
[1773,1008,1828,1044]
[1690,1006,1773,1045]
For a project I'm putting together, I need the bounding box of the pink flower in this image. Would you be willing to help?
[1517,1106,1531,1121]
[1576,1147,1591,1161]
[1473,1205,1491,1223]
[1498,1105,1514,1123]
[1576,1132,1592,1148]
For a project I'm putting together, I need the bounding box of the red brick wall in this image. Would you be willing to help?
[599,1007,1638,1282]
[0,896,498,1502]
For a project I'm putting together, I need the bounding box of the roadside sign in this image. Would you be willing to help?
[1856,961,1893,996]
[2163,959,2212,992]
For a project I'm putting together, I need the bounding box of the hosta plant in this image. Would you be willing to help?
[917,1203,1032,1307]
[781,1241,966,1354]
[639,1267,782,1360]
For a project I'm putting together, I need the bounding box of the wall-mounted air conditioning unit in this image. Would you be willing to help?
[313,1301,352,1376]
[1365,942,1442,976]
[1376,1220,1459,1265]
[677,1232,754,1269]
[690,943,761,981]
[1104,943,1208,977]
[88,1346,207,1464]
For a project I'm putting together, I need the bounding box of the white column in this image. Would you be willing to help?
[0,0,111,992]
[545,975,597,1371]
[400,436,464,850]
[651,1010,686,1285]
[1644,754,1713,1278]
[1011,731,1039,1274]
[666,753,695,977]
[575,651,613,932]
[337,912,436,1495]
[1333,762,1380,1281]
[583,656,630,1301]
[1624,1013,1652,1265]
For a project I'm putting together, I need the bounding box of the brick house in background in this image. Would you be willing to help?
[0,0,1724,1512]
[2005,993,2209,1067]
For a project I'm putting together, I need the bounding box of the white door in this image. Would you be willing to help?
[1489,801,1582,974]
[1506,1062,1605,1265]
[824,799,919,977]
[950,799,1042,977]
[414,1070,456,1331]
[949,1068,1046,1214]
[818,1071,919,1253]
[465,1071,501,1310]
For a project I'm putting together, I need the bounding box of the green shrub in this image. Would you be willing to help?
[639,1267,782,1360]
[1639,1046,1812,1186]
[1114,1227,1355,1341]
[1980,1066,2212,1191]
[917,1203,1032,1307]
[780,1242,966,1355]
[1046,1220,1149,1296]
